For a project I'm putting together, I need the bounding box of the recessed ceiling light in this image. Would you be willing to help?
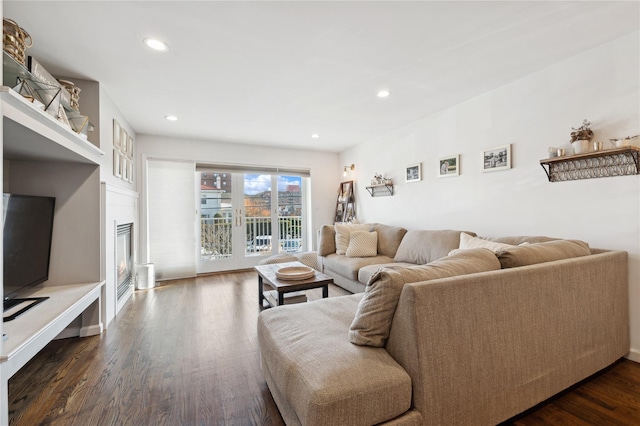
[377,90,390,98]
[311,133,320,138]
[165,115,178,121]
[144,38,169,52]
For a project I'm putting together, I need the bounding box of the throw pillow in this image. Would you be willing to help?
[457,232,515,253]
[334,223,369,255]
[346,231,378,258]
[349,248,501,347]
[497,239,591,268]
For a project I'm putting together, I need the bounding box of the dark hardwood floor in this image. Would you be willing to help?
[7,271,640,425]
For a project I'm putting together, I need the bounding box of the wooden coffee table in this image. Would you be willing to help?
[255,261,332,308]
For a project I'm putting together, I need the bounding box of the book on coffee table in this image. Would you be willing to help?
[264,290,307,307]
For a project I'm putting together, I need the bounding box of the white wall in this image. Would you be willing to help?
[135,135,340,263]
[342,32,640,361]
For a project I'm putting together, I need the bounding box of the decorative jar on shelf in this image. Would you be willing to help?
[571,140,590,154]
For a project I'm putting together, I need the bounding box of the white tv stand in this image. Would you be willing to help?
[0,78,105,425]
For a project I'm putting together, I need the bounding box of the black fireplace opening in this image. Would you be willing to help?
[116,223,133,300]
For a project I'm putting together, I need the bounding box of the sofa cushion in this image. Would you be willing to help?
[335,223,370,255]
[258,294,412,425]
[346,231,378,258]
[350,248,501,347]
[369,223,408,258]
[489,235,558,245]
[317,225,337,256]
[394,229,474,264]
[497,239,591,268]
[323,253,396,282]
[358,262,416,285]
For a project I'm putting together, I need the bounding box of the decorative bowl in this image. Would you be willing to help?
[276,266,315,281]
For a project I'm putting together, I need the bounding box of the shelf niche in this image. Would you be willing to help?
[539,147,640,182]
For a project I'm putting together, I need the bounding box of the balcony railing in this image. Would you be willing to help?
[200,215,302,261]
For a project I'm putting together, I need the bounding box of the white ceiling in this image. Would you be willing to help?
[4,1,639,153]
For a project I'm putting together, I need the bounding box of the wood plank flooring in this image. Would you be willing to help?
[7,271,640,425]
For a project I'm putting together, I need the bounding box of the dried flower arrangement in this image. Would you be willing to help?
[570,119,594,142]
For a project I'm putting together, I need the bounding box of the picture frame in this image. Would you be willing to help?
[120,128,128,153]
[113,149,122,178]
[482,144,511,172]
[127,135,134,158]
[113,119,121,149]
[438,155,460,177]
[127,159,134,183]
[405,163,421,182]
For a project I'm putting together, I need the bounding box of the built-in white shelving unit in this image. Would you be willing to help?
[0,84,105,425]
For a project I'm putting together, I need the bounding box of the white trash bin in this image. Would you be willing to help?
[136,263,156,290]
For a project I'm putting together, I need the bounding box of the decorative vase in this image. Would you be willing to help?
[571,140,590,154]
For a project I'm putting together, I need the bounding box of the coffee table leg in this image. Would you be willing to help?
[322,285,329,298]
[278,291,284,306]
[258,275,264,307]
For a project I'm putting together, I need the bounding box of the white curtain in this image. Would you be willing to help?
[147,159,196,280]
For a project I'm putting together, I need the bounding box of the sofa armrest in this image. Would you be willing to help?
[317,225,336,256]
[386,250,629,425]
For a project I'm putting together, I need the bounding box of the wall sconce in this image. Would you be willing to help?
[343,164,355,178]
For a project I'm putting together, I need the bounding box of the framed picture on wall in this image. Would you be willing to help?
[113,149,122,178]
[127,135,134,158]
[113,119,121,149]
[439,155,460,177]
[482,144,512,172]
[405,163,421,182]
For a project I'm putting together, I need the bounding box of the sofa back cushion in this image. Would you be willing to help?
[335,223,370,255]
[317,225,336,256]
[497,239,591,268]
[349,248,501,347]
[369,223,408,258]
[394,230,474,264]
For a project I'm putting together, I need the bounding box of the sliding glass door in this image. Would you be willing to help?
[196,171,304,273]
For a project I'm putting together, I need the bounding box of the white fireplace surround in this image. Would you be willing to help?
[101,183,139,328]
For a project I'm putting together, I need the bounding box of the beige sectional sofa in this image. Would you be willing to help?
[316,223,476,293]
[258,226,630,425]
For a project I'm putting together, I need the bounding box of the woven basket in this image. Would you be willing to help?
[59,79,81,111]
[3,18,32,66]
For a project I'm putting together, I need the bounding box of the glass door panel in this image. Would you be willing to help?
[276,175,303,254]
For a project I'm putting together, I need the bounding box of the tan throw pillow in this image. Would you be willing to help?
[334,223,369,255]
[497,239,590,268]
[349,248,501,347]
[346,231,378,258]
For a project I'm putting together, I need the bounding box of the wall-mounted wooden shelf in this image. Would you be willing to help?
[539,147,640,182]
[365,184,393,196]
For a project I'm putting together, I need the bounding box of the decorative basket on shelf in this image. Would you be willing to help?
[58,79,81,111]
[3,18,32,66]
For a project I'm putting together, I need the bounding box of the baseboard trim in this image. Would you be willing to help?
[55,327,81,340]
[626,349,640,363]
[79,323,103,337]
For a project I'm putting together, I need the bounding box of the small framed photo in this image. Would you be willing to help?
[113,120,121,149]
[127,135,134,158]
[439,155,460,177]
[482,144,512,172]
[113,149,122,178]
[127,159,133,183]
[120,128,128,153]
[405,163,421,182]
[122,157,130,181]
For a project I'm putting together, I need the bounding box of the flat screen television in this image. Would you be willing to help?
[3,193,55,321]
